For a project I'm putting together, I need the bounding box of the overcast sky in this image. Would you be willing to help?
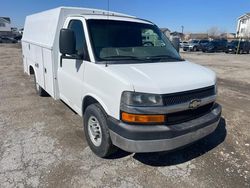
[1,0,250,33]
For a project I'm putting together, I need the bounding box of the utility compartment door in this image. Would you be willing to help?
[21,42,29,74]
[43,48,55,97]
[34,46,45,89]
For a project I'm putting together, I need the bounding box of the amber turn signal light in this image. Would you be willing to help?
[121,112,165,124]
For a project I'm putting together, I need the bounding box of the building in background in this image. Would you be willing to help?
[184,33,208,41]
[170,31,184,40]
[0,17,11,34]
[220,33,236,41]
[236,13,250,38]
[160,28,171,38]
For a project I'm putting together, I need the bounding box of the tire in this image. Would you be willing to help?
[193,46,197,52]
[84,103,117,158]
[33,72,47,96]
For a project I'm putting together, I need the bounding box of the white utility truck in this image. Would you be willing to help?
[22,7,221,157]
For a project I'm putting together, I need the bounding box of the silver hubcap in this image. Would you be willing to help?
[87,116,102,147]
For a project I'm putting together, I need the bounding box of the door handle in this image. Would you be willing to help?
[35,63,39,68]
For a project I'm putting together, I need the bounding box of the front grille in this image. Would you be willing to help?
[166,103,214,125]
[163,86,215,106]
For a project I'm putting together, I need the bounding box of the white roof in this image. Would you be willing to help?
[22,7,138,49]
[238,13,250,20]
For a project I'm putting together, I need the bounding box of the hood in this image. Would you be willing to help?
[106,61,216,94]
[204,43,215,49]
[188,42,197,46]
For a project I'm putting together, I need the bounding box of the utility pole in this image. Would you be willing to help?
[181,25,184,34]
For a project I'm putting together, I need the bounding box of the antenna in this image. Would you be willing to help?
[108,0,110,15]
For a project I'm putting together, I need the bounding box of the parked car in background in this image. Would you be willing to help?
[183,39,210,51]
[0,37,2,43]
[180,41,188,48]
[202,39,227,53]
[225,40,250,54]
[183,39,200,51]
[0,37,18,43]
[198,39,210,51]
[14,35,22,41]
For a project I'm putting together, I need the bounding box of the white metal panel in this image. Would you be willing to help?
[42,48,55,97]
[58,58,85,115]
[83,62,133,119]
[22,7,135,49]
[104,61,216,94]
[21,42,29,73]
[57,17,87,114]
[34,46,45,89]
[83,15,150,24]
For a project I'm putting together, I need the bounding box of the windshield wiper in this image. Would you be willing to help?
[146,55,184,61]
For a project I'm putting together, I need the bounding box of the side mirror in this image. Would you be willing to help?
[59,29,76,55]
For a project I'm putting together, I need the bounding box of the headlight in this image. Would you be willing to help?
[121,91,163,106]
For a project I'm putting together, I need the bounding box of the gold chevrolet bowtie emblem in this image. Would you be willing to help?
[189,99,201,109]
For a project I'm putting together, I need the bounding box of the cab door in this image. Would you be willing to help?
[57,18,90,114]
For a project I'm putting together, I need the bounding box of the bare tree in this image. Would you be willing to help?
[207,27,221,39]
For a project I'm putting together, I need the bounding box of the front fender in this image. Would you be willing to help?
[82,93,110,116]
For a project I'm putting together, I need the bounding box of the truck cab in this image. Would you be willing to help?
[22,7,221,157]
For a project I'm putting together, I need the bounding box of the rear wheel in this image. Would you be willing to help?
[84,103,117,158]
[33,72,47,96]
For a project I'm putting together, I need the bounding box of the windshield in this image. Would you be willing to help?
[190,40,199,43]
[87,20,183,63]
[200,40,209,43]
[230,41,239,45]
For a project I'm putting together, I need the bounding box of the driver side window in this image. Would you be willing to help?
[68,20,89,60]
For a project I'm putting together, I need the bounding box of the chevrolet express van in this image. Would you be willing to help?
[22,7,221,157]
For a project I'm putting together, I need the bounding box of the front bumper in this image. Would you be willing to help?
[183,46,196,51]
[108,104,221,153]
[183,46,192,51]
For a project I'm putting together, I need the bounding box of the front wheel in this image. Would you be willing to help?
[84,104,117,158]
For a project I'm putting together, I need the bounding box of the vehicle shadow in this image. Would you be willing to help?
[108,118,227,165]
[132,117,227,166]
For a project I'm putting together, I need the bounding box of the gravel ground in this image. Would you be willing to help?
[0,44,249,188]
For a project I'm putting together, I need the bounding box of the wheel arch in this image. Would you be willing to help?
[82,94,110,116]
